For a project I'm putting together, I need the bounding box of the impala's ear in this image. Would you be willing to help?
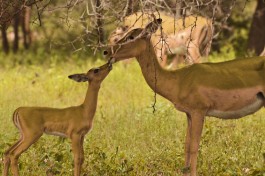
[142,18,162,37]
[68,73,88,82]
[113,28,143,43]
[118,25,129,33]
[260,46,265,56]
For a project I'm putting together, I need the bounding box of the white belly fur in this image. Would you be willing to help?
[207,93,264,119]
[44,130,68,138]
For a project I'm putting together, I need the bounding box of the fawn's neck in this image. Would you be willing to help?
[82,83,101,121]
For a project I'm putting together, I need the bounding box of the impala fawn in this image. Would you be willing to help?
[3,62,112,176]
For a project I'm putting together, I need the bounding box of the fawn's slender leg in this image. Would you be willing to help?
[3,139,23,176]
[9,132,42,176]
[71,134,85,176]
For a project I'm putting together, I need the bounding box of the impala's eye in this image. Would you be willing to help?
[94,68,99,73]
[129,36,134,40]
[126,35,134,42]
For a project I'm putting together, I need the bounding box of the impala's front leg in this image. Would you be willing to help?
[189,112,205,176]
[184,113,192,175]
[71,133,85,176]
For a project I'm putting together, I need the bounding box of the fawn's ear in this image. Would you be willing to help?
[68,73,88,82]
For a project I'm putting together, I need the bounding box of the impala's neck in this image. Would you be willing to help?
[82,83,101,121]
[136,41,181,102]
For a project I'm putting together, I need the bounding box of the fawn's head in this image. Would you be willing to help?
[68,62,112,84]
[104,18,162,63]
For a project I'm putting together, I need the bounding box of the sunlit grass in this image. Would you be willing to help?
[0,54,264,175]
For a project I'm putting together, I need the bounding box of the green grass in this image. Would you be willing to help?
[0,54,264,176]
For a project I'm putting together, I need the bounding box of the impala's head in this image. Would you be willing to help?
[68,62,112,84]
[104,18,162,63]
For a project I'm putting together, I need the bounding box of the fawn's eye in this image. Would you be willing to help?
[94,68,99,73]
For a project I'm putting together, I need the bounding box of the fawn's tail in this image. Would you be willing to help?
[12,109,21,130]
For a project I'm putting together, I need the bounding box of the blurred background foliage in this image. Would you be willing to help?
[0,1,265,175]
[0,0,264,63]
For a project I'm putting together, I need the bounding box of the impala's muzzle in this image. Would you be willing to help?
[103,46,118,64]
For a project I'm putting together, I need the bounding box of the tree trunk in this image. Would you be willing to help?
[95,0,104,44]
[123,0,133,18]
[248,0,265,55]
[1,26,9,53]
[21,7,31,49]
[13,12,19,53]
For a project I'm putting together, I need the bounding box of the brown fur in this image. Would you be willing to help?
[106,19,265,176]
[108,12,214,69]
[3,63,112,176]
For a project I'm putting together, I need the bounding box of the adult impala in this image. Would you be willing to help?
[104,19,265,176]
[3,62,112,176]
[108,12,213,69]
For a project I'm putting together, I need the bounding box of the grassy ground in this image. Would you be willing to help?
[0,53,264,176]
